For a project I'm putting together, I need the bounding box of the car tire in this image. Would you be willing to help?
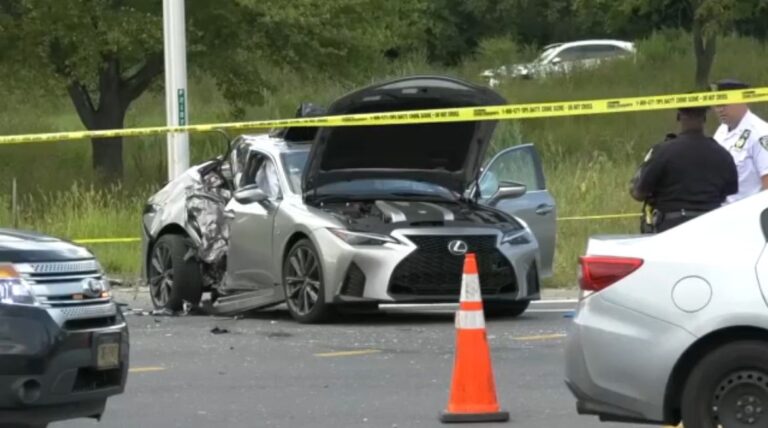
[681,340,768,428]
[148,233,203,312]
[282,239,334,324]
[484,300,530,318]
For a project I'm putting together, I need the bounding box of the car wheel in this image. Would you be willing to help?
[148,234,203,312]
[484,300,530,318]
[681,340,768,428]
[283,239,333,323]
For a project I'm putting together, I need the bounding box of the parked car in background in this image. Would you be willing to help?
[0,228,129,427]
[565,190,768,427]
[140,75,558,324]
[481,39,635,86]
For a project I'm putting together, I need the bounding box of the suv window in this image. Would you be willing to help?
[554,46,589,62]
[584,44,629,59]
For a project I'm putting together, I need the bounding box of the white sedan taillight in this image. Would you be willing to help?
[578,256,643,299]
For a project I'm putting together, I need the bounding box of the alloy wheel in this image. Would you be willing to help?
[149,243,174,307]
[284,246,321,317]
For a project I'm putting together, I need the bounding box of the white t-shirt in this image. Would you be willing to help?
[713,110,768,204]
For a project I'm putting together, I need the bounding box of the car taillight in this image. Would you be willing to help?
[578,256,643,293]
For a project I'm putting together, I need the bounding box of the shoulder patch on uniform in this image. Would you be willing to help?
[760,135,768,150]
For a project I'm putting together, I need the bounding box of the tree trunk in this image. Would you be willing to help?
[693,21,717,88]
[90,115,126,182]
[67,58,126,183]
[65,54,163,183]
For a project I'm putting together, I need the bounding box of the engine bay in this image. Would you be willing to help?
[320,199,520,233]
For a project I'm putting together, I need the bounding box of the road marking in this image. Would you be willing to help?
[512,333,567,341]
[315,349,382,358]
[129,366,166,373]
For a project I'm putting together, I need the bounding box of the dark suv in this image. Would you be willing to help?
[0,229,129,427]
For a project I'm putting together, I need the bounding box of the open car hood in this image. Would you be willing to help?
[302,75,507,198]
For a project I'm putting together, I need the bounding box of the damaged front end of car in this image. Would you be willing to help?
[141,104,325,313]
[142,159,233,297]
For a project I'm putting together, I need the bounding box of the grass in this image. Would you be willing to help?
[1,31,767,288]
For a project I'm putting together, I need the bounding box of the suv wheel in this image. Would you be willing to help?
[148,234,203,312]
[484,300,530,318]
[681,340,768,427]
[282,239,333,323]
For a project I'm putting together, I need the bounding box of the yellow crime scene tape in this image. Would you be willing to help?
[1,86,768,145]
[9,85,765,244]
[71,214,641,245]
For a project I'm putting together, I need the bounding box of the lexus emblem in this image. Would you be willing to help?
[81,278,105,298]
[447,240,468,256]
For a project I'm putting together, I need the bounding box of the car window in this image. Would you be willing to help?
[280,150,310,194]
[553,46,587,62]
[480,146,544,197]
[229,138,250,180]
[583,44,629,59]
[537,46,560,63]
[240,151,281,200]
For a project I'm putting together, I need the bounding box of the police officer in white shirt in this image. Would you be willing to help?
[711,79,768,204]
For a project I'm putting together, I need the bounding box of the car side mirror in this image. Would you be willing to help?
[234,184,269,204]
[489,181,527,204]
[551,57,562,64]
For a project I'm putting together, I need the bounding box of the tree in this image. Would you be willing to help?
[424,0,591,65]
[0,0,419,181]
[573,0,768,87]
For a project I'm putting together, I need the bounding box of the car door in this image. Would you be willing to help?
[478,144,557,277]
[224,150,281,292]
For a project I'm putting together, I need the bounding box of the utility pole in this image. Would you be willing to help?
[163,0,190,180]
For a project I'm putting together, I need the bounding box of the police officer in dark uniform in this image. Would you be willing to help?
[630,105,738,233]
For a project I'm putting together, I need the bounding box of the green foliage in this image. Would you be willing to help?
[0,0,423,120]
[424,0,594,65]
[573,0,768,38]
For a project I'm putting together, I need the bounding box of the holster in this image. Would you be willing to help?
[640,202,659,234]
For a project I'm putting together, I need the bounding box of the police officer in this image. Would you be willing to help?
[710,79,768,204]
[630,105,738,233]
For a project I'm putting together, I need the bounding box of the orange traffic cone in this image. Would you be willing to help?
[439,252,509,423]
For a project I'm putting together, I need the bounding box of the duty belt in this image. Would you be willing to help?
[660,208,709,220]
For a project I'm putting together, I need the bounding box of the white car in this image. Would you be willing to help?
[565,191,768,427]
[481,39,635,86]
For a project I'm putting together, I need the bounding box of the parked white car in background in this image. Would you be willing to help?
[481,39,635,86]
[564,190,768,427]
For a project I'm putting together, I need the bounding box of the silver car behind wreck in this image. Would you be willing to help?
[140,75,557,323]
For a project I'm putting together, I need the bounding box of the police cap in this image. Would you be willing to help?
[710,78,750,91]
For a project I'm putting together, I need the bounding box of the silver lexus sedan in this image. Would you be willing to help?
[140,75,557,323]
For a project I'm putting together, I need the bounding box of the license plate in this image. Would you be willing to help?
[95,334,121,370]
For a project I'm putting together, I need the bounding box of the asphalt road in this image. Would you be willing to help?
[52,293,659,428]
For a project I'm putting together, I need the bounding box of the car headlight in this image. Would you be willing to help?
[501,230,530,245]
[328,228,398,246]
[0,265,38,306]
